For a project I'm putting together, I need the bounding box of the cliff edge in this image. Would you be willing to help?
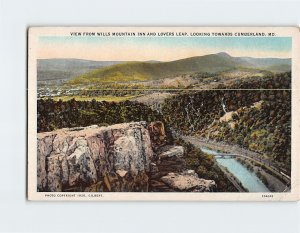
[37,121,215,192]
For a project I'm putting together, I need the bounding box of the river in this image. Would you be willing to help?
[200,147,269,192]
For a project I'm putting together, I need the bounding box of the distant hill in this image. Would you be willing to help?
[235,56,291,72]
[68,52,291,84]
[37,59,123,82]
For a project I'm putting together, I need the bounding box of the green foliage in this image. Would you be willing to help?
[37,98,164,132]
[48,95,137,102]
[162,73,291,172]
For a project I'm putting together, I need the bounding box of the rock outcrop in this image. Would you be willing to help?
[160,170,216,192]
[37,121,216,192]
[149,146,216,192]
[37,122,153,192]
[158,145,184,159]
[148,121,167,151]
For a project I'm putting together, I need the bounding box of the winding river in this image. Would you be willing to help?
[201,147,269,192]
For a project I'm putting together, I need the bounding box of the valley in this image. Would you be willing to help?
[36,52,292,193]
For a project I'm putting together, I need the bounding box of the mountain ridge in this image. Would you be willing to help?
[37,59,123,82]
[38,53,291,84]
[68,52,291,84]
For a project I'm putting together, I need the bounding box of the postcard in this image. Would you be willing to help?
[28,27,300,201]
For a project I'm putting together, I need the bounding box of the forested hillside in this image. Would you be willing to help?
[37,99,164,132]
[161,72,291,171]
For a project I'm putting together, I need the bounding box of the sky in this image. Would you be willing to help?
[37,36,292,61]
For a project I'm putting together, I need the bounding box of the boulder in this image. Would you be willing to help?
[149,145,186,189]
[161,170,216,192]
[158,145,184,159]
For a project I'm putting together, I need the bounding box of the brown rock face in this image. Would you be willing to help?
[37,122,153,192]
[148,121,167,151]
[37,121,217,193]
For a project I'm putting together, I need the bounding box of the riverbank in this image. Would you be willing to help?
[217,164,248,192]
[236,157,287,192]
[182,136,289,192]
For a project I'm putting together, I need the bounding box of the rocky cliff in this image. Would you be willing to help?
[37,121,215,192]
